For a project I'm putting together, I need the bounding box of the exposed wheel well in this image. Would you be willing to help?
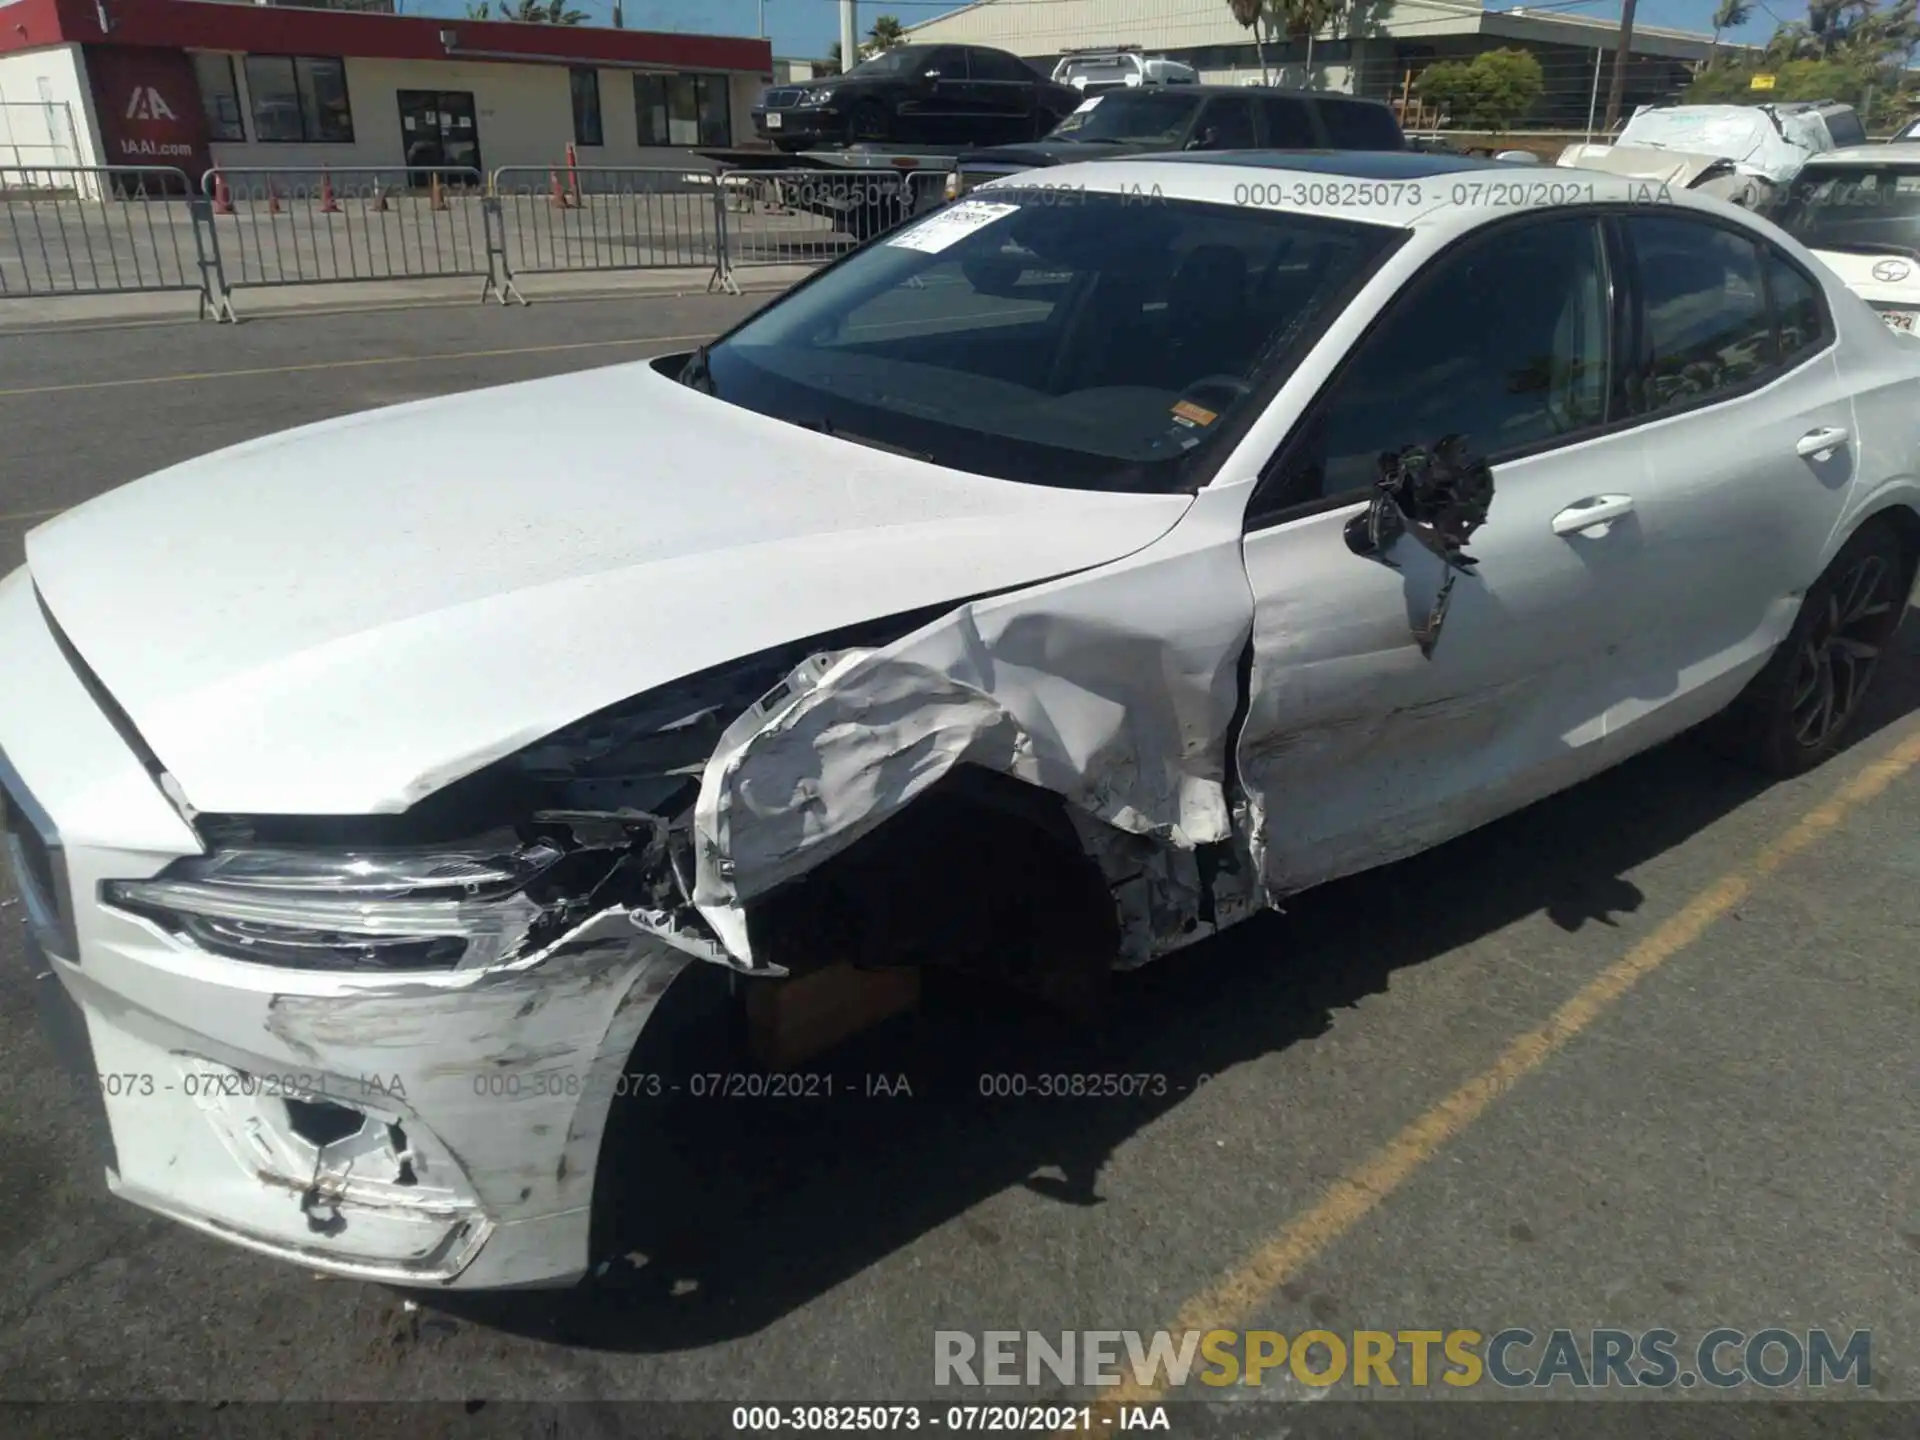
[1866,502,1920,597]
[742,766,1121,989]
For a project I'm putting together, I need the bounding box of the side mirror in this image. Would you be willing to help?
[1343,435,1495,658]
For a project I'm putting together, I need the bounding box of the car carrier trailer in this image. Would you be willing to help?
[695,145,958,242]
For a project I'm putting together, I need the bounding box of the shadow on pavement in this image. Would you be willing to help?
[434,607,1920,1353]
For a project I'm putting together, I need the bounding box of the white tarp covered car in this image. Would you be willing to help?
[4,152,1919,1290]
[1558,101,1862,209]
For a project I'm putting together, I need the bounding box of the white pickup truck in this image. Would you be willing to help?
[1050,47,1200,95]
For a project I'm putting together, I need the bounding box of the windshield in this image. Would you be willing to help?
[845,46,930,78]
[697,193,1400,494]
[1047,91,1203,143]
[1773,163,1920,260]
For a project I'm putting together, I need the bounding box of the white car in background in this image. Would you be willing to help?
[1771,142,1920,335]
[1559,100,1864,209]
[4,152,1918,1292]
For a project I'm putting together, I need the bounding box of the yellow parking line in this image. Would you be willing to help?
[0,333,716,399]
[1067,722,1920,1429]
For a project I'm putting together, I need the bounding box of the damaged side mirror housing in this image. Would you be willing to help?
[1343,435,1497,658]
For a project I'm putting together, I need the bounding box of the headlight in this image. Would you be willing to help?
[102,834,572,972]
[801,88,838,106]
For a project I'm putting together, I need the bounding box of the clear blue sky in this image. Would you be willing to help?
[415,0,1802,62]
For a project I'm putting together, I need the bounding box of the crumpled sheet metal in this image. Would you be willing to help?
[687,539,1253,965]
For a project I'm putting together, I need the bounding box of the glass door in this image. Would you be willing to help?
[396,90,483,188]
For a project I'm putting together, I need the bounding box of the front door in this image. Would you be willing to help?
[396,90,483,187]
[1235,213,1666,900]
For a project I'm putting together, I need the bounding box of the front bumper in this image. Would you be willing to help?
[0,566,693,1289]
[753,107,843,146]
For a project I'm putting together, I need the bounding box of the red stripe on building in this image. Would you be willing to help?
[6,0,770,71]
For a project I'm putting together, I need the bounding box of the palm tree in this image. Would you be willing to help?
[1228,0,1273,83]
[1709,0,1752,60]
[867,15,907,52]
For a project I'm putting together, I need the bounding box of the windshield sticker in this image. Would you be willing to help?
[886,200,1021,254]
[1073,96,1103,114]
[1171,400,1218,428]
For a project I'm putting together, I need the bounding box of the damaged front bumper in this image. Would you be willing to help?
[0,571,694,1289]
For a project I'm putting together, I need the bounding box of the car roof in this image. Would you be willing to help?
[1804,141,1920,165]
[972,152,1729,233]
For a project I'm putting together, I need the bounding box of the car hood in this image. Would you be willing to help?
[1558,143,1735,187]
[22,360,1192,817]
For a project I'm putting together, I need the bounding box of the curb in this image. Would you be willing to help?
[0,277,797,338]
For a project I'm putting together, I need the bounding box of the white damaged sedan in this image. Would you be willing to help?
[4,153,1918,1290]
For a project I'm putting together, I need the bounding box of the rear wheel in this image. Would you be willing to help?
[1709,520,1912,776]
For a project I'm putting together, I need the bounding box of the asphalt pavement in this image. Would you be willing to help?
[0,296,1915,1437]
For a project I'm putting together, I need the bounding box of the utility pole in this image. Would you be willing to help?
[757,0,766,39]
[1602,0,1637,133]
[841,0,858,72]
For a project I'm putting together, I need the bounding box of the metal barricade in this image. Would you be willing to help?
[709,167,951,290]
[0,165,231,320]
[202,166,503,309]
[488,165,730,298]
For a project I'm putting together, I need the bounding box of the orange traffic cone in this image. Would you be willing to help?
[565,141,582,206]
[430,171,448,211]
[371,180,389,212]
[549,167,572,209]
[319,166,340,213]
[211,170,232,215]
[267,180,281,214]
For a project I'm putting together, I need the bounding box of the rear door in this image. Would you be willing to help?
[1610,210,1860,752]
[1235,213,1668,899]
[966,48,1041,141]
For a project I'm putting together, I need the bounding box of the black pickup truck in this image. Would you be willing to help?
[949,85,1406,196]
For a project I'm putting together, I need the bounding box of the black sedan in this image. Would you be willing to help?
[753,44,1082,151]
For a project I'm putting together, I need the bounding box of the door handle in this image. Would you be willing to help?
[1551,494,1635,536]
[1795,426,1850,459]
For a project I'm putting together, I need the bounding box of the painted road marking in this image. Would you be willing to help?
[0,507,63,525]
[1064,721,1920,1430]
[0,334,716,399]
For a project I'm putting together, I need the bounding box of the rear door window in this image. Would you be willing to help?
[1626,215,1774,414]
[1317,99,1405,150]
[1195,97,1259,149]
[1259,96,1316,148]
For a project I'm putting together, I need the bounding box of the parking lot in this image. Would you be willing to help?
[1,295,1917,1434]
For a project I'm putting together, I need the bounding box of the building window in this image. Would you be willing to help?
[634,72,731,148]
[244,55,355,143]
[193,53,246,141]
[570,67,603,146]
